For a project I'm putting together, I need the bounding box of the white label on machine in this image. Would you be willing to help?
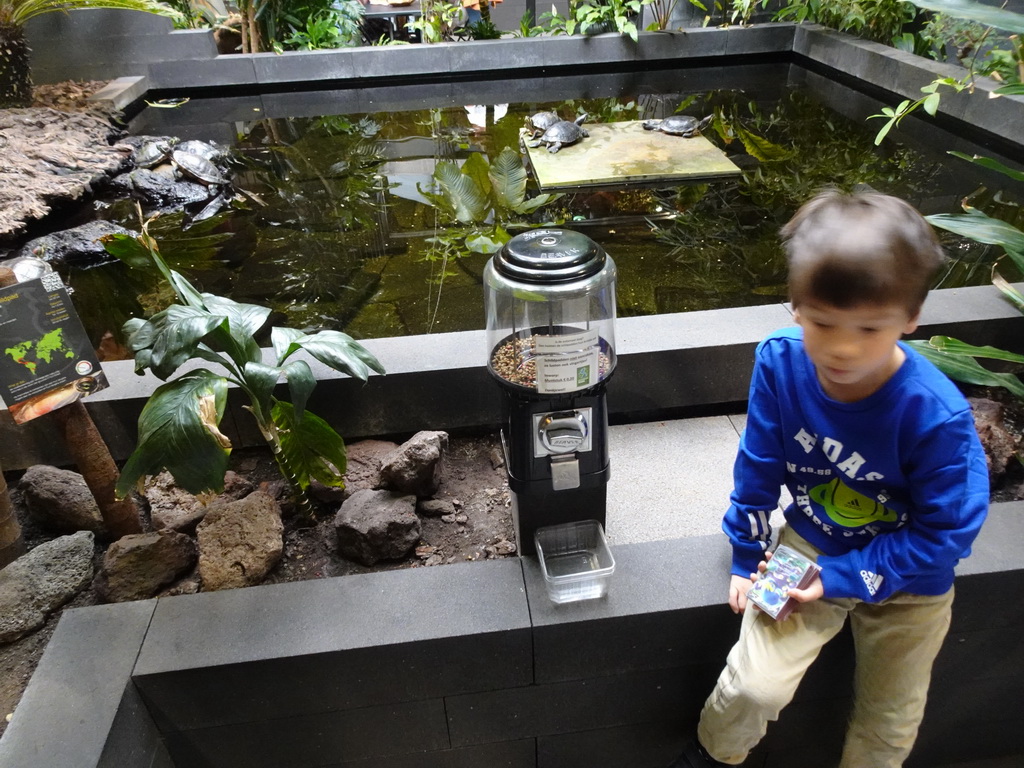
[535,330,599,393]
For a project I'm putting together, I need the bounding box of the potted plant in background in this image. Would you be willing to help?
[540,0,652,41]
[0,0,177,107]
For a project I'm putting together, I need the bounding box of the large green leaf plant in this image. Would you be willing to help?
[865,1,1024,400]
[104,216,385,517]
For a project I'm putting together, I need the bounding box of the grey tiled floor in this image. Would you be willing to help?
[605,414,788,546]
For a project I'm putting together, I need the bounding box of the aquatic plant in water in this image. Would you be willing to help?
[105,211,385,517]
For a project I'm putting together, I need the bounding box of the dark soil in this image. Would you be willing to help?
[0,431,513,737]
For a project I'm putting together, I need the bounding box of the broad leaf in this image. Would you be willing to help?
[909,1,1024,34]
[927,208,1024,254]
[281,359,316,421]
[948,151,1024,182]
[115,371,232,497]
[490,147,529,212]
[734,125,792,161]
[124,318,156,352]
[466,228,510,254]
[242,361,282,420]
[168,269,208,310]
[909,340,1024,399]
[434,162,489,225]
[461,153,493,204]
[514,193,561,215]
[103,228,176,287]
[272,326,306,364]
[133,304,226,380]
[132,347,153,376]
[996,83,1024,96]
[286,330,385,380]
[202,294,270,366]
[921,335,1024,364]
[203,294,272,338]
[102,233,159,271]
[272,401,348,491]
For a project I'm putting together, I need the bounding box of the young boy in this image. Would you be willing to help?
[669,190,990,768]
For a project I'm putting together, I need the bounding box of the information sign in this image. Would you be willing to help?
[0,273,108,423]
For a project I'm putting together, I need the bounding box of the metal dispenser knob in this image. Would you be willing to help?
[538,411,589,454]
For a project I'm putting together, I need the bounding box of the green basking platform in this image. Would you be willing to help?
[522,120,741,190]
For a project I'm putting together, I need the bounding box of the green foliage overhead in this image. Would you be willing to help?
[0,0,176,26]
[909,0,1024,35]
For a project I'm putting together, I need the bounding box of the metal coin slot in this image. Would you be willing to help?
[535,409,591,457]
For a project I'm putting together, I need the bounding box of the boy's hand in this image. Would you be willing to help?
[738,550,825,618]
[728,573,755,614]
[786,578,824,604]
[758,549,824,606]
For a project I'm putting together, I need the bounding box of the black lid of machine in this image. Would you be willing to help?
[493,229,606,284]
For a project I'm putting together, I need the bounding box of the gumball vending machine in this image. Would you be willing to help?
[484,229,616,555]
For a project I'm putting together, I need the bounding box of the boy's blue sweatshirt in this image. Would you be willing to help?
[725,327,989,602]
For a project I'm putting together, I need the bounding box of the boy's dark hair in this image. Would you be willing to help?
[780,189,947,315]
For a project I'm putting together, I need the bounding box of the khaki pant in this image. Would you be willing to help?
[698,527,953,768]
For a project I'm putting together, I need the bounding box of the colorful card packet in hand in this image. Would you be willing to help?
[746,544,822,621]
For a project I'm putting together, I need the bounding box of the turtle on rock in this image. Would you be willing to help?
[131,140,173,169]
[528,114,589,154]
[171,149,229,186]
[642,114,713,138]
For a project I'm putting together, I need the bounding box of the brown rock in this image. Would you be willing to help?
[377,431,449,497]
[334,489,420,566]
[93,530,197,603]
[18,465,106,536]
[144,471,208,533]
[970,397,1021,481]
[417,498,457,518]
[0,108,130,237]
[343,439,399,497]
[196,491,284,591]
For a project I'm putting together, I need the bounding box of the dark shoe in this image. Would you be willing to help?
[666,738,727,768]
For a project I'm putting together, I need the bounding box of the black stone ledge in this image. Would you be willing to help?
[2,284,1020,471]
[1,503,1020,768]
[144,25,799,95]
[132,558,532,730]
[793,25,1024,155]
[0,599,166,768]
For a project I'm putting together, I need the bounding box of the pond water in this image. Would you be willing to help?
[61,62,1024,349]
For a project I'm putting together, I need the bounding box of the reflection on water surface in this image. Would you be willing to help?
[64,63,1024,349]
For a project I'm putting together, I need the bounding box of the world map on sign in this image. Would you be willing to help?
[5,328,73,375]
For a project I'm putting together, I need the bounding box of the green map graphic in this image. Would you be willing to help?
[5,328,73,375]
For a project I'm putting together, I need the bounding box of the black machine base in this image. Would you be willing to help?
[509,478,608,556]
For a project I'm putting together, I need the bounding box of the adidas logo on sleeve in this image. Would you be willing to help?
[860,569,884,596]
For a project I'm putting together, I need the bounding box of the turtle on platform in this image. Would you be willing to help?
[524,111,560,138]
[528,114,589,153]
[641,114,713,137]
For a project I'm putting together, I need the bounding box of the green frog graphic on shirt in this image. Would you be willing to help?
[808,477,898,528]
